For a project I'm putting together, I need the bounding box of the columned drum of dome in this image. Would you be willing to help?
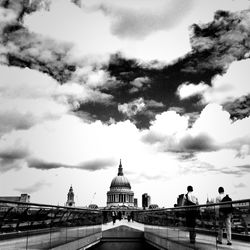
[107,160,134,207]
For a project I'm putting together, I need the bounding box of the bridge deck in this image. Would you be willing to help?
[102,220,250,250]
[0,220,249,249]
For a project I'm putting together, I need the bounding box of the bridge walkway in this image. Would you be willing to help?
[99,220,250,250]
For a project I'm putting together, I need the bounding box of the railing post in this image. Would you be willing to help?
[25,221,29,250]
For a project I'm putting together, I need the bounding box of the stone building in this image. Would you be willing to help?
[66,185,75,207]
[106,160,134,207]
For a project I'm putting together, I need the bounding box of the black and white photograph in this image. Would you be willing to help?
[0,0,250,249]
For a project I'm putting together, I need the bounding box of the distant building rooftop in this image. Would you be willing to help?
[0,194,30,204]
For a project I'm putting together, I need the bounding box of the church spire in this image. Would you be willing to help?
[118,159,123,176]
[66,185,75,207]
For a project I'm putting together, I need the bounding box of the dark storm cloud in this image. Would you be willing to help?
[2,1,250,129]
[14,181,51,193]
[28,158,115,171]
[0,0,77,83]
[79,52,212,128]
[80,9,250,127]
[190,9,250,70]
[223,94,250,121]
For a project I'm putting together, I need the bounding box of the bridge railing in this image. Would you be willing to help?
[0,200,103,249]
[134,199,250,246]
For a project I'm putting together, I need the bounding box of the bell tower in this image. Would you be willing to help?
[66,185,75,207]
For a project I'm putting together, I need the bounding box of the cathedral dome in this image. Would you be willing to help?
[110,175,131,189]
[107,160,134,207]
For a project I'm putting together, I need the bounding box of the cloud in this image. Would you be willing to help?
[0,0,77,83]
[0,158,24,173]
[28,158,115,171]
[10,1,248,128]
[0,65,114,134]
[14,181,51,193]
[223,94,250,121]
[87,0,194,39]
[129,77,150,93]
[118,98,165,128]
[190,9,250,72]
[24,0,121,58]
[0,112,143,172]
[177,82,208,99]
[234,183,246,188]
[0,65,66,133]
[118,98,146,117]
[0,128,29,172]
[142,103,250,156]
[201,59,250,105]
[178,134,218,152]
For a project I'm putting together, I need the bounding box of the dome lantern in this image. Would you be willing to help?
[118,159,123,176]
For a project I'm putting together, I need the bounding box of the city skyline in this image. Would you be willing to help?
[1,0,250,208]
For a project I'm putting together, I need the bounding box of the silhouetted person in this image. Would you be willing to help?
[216,187,233,246]
[111,211,116,225]
[185,185,199,244]
[127,213,131,222]
[130,211,134,222]
[118,211,122,220]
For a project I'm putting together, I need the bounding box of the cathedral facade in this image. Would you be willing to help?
[106,160,134,207]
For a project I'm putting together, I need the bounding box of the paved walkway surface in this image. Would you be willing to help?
[102,219,250,250]
[102,220,144,232]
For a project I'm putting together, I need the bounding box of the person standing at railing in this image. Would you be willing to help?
[185,185,199,244]
[216,187,233,246]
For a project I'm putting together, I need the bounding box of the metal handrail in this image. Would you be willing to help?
[0,199,100,212]
[135,198,250,213]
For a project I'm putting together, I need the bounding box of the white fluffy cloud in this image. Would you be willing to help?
[177,82,209,99]
[177,59,250,103]
[86,0,194,39]
[1,99,250,205]
[203,59,250,104]
[0,65,67,133]
[143,103,250,155]
[0,65,113,134]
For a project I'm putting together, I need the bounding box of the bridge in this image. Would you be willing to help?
[0,199,249,249]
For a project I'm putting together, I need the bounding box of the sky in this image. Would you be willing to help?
[0,0,250,208]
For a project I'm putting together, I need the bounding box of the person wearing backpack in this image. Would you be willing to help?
[216,187,233,246]
[185,185,199,244]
